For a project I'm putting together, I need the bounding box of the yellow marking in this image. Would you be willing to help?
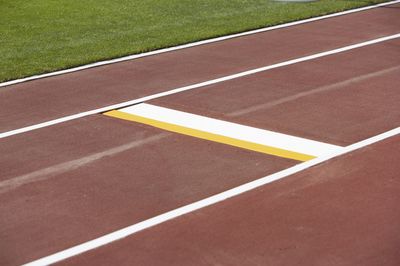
[104,110,315,161]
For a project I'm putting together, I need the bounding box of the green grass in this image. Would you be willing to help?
[0,0,390,83]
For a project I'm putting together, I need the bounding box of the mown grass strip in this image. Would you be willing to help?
[0,0,389,83]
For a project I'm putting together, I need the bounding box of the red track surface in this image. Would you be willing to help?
[0,3,399,266]
[62,136,400,266]
[0,116,296,265]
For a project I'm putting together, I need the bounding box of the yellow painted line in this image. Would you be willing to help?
[104,110,315,161]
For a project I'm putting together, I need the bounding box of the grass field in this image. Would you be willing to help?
[0,0,389,83]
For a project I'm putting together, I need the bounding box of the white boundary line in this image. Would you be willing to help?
[1,32,399,139]
[1,0,399,88]
[23,127,400,266]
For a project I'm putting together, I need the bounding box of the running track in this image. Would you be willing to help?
[1,2,399,265]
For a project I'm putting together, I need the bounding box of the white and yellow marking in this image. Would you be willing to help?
[104,103,342,161]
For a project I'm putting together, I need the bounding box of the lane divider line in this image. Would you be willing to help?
[1,33,400,140]
[1,0,399,88]
[23,127,400,266]
[104,103,342,161]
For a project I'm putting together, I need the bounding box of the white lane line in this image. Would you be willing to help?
[1,0,399,88]
[1,33,400,140]
[118,103,342,158]
[23,127,400,266]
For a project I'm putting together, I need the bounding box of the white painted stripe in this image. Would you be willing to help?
[120,103,342,157]
[23,127,400,266]
[1,0,399,88]
[1,33,399,140]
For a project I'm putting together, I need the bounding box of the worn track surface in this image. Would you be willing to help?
[0,3,399,265]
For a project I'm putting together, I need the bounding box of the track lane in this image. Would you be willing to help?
[0,115,296,265]
[1,4,399,132]
[60,135,400,266]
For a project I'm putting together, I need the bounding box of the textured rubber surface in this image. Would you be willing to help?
[62,136,400,266]
[0,3,399,265]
